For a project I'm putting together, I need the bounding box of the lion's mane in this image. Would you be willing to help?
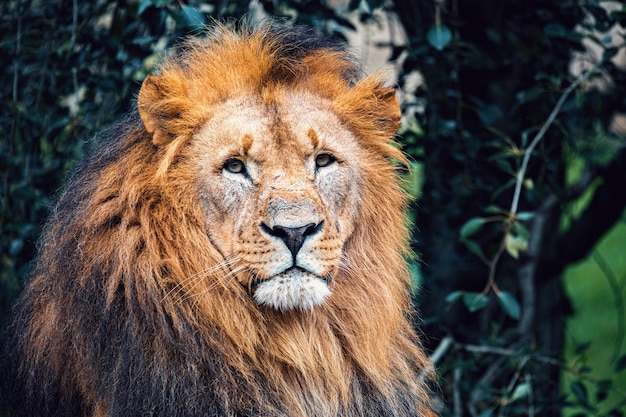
[2,23,434,417]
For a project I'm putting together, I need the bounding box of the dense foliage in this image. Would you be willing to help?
[1,0,625,416]
[395,2,626,416]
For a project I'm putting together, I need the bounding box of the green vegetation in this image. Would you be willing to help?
[564,219,626,416]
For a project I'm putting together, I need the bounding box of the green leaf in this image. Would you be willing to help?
[603,47,619,61]
[461,238,487,260]
[9,238,24,256]
[179,5,205,31]
[463,292,489,313]
[515,86,545,105]
[596,379,612,402]
[477,408,495,417]
[139,0,172,13]
[505,232,528,259]
[513,222,530,240]
[544,23,567,38]
[516,211,534,221]
[570,381,594,411]
[138,0,153,15]
[497,291,521,320]
[571,381,587,401]
[493,158,514,175]
[460,217,485,239]
[445,291,465,304]
[615,354,626,373]
[511,382,530,401]
[476,104,504,126]
[523,178,534,190]
[491,178,516,201]
[574,341,591,355]
[486,205,507,214]
[426,23,452,51]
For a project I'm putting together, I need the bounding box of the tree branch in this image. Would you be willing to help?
[509,69,593,216]
[517,194,560,335]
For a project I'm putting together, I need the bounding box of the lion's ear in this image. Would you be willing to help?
[334,76,401,142]
[372,85,401,139]
[137,75,174,146]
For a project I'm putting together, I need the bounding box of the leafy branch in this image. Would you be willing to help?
[430,335,626,417]
[452,63,599,320]
[490,65,597,287]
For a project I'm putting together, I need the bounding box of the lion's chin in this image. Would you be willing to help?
[252,268,331,312]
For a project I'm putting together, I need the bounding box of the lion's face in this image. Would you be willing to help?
[189,90,362,311]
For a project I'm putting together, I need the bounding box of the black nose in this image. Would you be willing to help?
[263,223,321,259]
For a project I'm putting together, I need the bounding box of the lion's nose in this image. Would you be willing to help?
[263,222,322,260]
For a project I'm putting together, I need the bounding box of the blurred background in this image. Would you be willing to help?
[1,0,625,416]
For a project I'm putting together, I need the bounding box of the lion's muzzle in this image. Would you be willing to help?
[243,188,339,311]
[260,222,322,260]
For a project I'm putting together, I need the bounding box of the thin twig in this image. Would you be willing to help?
[429,335,453,365]
[526,373,535,417]
[71,0,78,49]
[498,356,530,417]
[461,342,519,356]
[506,356,529,394]
[455,341,562,367]
[509,68,596,216]
[469,354,506,415]
[453,367,462,417]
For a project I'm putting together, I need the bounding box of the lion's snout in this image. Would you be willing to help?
[241,189,340,311]
[261,222,322,260]
[260,190,326,261]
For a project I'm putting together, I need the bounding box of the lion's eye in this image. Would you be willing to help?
[224,159,246,174]
[315,153,335,168]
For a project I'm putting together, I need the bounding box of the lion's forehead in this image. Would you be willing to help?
[194,90,358,167]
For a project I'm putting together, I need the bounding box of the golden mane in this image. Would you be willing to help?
[2,23,435,417]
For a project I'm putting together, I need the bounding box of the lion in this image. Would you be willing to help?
[1,23,435,417]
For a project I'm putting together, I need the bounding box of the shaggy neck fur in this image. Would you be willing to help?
[79,129,432,415]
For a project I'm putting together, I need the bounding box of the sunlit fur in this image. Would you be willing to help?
[1,23,435,416]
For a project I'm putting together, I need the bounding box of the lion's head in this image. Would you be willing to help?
[189,93,351,311]
[136,25,404,313]
[2,23,434,417]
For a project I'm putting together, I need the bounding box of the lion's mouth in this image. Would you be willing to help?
[248,267,332,311]
[247,267,330,291]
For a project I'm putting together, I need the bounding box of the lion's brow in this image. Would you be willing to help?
[307,128,319,149]
[241,133,254,156]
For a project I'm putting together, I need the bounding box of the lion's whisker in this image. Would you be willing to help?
[184,264,247,308]
[163,255,242,302]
